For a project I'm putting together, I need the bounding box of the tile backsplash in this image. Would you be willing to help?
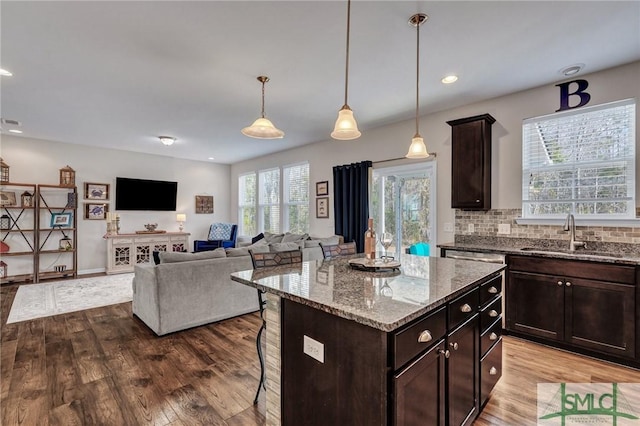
[455,209,640,244]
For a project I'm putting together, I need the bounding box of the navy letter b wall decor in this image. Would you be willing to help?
[556,79,591,112]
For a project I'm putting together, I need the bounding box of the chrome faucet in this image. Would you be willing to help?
[563,213,586,251]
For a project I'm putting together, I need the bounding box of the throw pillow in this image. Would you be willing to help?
[263,232,285,244]
[159,248,226,263]
[251,232,265,244]
[282,232,309,243]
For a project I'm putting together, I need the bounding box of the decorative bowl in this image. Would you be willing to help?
[144,223,158,232]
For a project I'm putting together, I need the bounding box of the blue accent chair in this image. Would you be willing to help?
[193,223,238,252]
[407,242,430,256]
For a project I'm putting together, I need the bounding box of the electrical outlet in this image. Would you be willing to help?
[498,224,511,235]
[467,223,475,233]
[444,222,454,232]
[303,335,324,363]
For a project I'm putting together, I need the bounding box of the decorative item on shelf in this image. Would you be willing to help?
[50,212,72,228]
[0,158,9,183]
[0,214,11,230]
[241,76,284,139]
[54,265,67,273]
[331,0,361,140]
[0,260,7,278]
[21,191,34,207]
[0,191,17,206]
[405,13,430,159]
[195,195,213,214]
[59,165,76,187]
[176,213,186,231]
[66,192,77,208]
[144,223,158,232]
[59,236,73,251]
[0,241,9,253]
[105,212,119,235]
[84,182,109,200]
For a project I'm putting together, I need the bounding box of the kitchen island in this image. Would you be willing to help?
[230,254,505,426]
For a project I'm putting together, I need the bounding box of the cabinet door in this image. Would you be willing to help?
[394,340,446,426]
[507,271,564,341]
[448,316,479,426]
[451,121,486,209]
[565,278,635,358]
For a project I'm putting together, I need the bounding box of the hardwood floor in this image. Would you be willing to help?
[2,282,640,425]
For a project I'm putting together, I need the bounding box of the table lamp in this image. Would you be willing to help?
[176,213,186,231]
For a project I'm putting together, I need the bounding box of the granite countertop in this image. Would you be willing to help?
[230,254,505,332]
[438,237,640,266]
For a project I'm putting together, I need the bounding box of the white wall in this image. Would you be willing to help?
[230,61,640,241]
[1,136,230,274]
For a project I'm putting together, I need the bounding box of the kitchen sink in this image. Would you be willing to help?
[519,247,626,258]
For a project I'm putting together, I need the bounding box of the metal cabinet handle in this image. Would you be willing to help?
[418,330,432,343]
[450,342,459,350]
[438,349,450,358]
[460,303,472,313]
[488,286,498,294]
[475,200,480,203]
[489,332,498,341]
[489,367,498,375]
[557,280,563,286]
[488,310,499,318]
[566,281,572,287]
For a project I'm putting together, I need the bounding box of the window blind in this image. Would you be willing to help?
[522,98,635,218]
[259,168,281,234]
[283,163,309,233]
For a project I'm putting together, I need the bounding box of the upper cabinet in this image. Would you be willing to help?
[447,114,496,211]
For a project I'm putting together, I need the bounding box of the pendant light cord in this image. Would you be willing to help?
[415,18,420,136]
[343,0,352,107]
[261,80,266,118]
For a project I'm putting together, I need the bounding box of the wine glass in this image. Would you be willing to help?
[379,232,394,262]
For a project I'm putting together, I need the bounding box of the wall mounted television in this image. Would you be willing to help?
[115,177,177,211]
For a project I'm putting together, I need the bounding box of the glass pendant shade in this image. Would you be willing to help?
[242,117,284,139]
[331,105,361,140]
[406,134,429,158]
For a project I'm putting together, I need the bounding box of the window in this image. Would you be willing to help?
[283,163,309,234]
[238,162,309,236]
[522,99,635,219]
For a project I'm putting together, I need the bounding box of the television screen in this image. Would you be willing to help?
[115,177,177,211]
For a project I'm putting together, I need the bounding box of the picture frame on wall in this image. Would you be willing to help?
[84,182,110,200]
[84,203,108,220]
[195,195,214,214]
[316,181,329,196]
[316,197,329,218]
[50,212,72,227]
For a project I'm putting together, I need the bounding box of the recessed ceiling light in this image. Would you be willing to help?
[208,157,215,161]
[0,69,12,77]
[441,75,458,84]
[8,129,23,134]
[560,63,585,76]
[158,136,176,146]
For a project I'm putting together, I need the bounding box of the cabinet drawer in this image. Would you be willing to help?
[481,319,502,356]
[480,338,502,407]
[394,307,447,370]
[480,296,502,331]
[112,238,133,244]
[448,287,479,330]
[480,275,502,307]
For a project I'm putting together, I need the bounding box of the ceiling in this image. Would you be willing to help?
[1,1,639,164]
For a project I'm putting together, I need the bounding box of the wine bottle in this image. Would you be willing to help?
[364,218,376,260]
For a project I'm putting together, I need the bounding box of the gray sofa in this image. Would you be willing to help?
[132,233,341,336]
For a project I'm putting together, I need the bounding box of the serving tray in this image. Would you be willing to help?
[348,257,401,272]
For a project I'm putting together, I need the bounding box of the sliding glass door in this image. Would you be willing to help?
[371,162,437,258]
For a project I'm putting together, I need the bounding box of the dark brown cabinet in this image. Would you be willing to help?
[507,255,636,362]
[447,316,479,426]
[447,114,496,210]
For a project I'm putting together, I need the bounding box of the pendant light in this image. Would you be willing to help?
[242,76,284,139]
[406,13,430,159]
[331,0,361,140]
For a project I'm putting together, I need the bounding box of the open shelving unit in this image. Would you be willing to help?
[1,182,37,284]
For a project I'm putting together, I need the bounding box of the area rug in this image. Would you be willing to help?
[7,273,134,324]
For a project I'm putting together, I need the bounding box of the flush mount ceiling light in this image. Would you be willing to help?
[158,136,176,146]
[331,0,361,140]
[560,63,584,76]
[406,13,430,159]
[241,76,284,139]
[0,69,12,77]
[441,75,458,84]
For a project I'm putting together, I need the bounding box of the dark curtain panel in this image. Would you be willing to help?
[333,160,372,252]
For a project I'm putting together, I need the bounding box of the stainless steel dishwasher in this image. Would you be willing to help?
[442,249,506,327]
